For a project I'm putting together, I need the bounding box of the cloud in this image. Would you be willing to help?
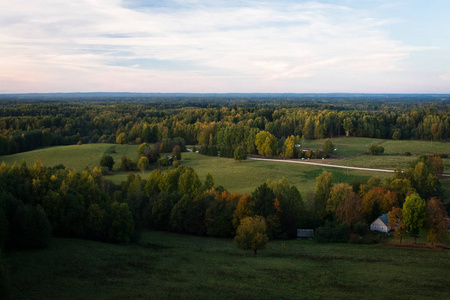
[0,0,444,92]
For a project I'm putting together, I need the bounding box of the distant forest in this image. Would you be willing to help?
[0,94,448,156]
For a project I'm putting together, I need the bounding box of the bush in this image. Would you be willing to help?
[354,221,369,236]
[315,222,349,243]
[99,155,115,171]
[158,157,170,167]
[368,144,384,155]
[404,152,412,156]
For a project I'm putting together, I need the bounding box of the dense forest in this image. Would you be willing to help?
[0,95,449,156]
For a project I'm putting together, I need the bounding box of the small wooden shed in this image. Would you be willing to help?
[370,213,390,233]
[297,229,314,239]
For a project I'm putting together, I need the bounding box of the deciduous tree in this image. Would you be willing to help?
[403,194,427,244]
[234,216,268,255]
[388,207,406,243]
[427,198,448,244]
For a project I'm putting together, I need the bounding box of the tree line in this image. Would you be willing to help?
[1,152,446,255]
[0,100,449,156]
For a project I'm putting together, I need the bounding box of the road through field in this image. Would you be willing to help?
[248,157,450,177]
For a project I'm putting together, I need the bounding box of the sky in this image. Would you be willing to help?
[1,0,449,93]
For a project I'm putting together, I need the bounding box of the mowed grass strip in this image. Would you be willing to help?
[4,230,450,300]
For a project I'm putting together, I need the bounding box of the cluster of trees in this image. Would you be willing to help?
[312,155,447,243]
[0,161,136,252]
[1,100,448,156]
[117,166,307,240]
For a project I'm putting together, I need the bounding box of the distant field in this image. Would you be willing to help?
[0,143,139,172]
[4,230,450,300]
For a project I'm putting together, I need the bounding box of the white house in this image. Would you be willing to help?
[370,213,390,233]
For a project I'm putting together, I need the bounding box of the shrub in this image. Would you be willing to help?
[99,155,115,171]
[158,157,170,167]
[354,221,369,236]
[315,222,349,243]
[368,144,384,155]
[404,152,412,156]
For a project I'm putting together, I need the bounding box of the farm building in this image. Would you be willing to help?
[370,213,390,233]
[297,229,314,239]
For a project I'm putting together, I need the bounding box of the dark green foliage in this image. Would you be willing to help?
[149,192,181,230]
[368,144,385,155]
[172,145,182,160]
[234,146,247,161]
[354,221,369,236]
[99,155,115,171]
[204,172,215,190]
[157,157,170,167]
[120,156,136,171]
[9,204,51,249]
[323,139,334,156]
[315,222,350,243]
[0,163,136,248]
[107,202,135,243]
[170,195,207,235]
[0,253,10,300]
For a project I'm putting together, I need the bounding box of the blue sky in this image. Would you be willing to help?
[1,0,449,93]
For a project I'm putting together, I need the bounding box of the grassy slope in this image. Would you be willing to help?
[1,138,448,198]
[0,144,139,172]
[4,231,450,300]
[107,151,388,195]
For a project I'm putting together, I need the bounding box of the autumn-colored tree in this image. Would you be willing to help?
[388,207,406,243]
[313,171,333,221]
[235,216,269,255]
[326,183,353,214]
[267,177,306,238]
[172,145,182,160]
[116,132,127,144]
[137,156,149,172]
[427,198,448,244]
[335,191,364,228]
[255,131,277,157]
[204,190,239,237]
[362,187,398,221]
[428,155,444,176]
[403,194,427,244]
[343,117,353,137]
[282,135,296,158]
[232,194,254,228]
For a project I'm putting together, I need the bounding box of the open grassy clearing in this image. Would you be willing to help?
[4,230,450,300]
[0,144,139,172]
[307,138,450,172]
[107,151,389,195]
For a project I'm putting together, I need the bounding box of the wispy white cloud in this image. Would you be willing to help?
[0,0,446,92]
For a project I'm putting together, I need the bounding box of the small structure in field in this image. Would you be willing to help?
[370,213,390,233]
[297,229,314,239]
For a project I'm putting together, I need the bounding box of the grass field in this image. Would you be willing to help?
[1,138,449,198]
[4,230,450,300]
[0,143,140,172]
[106,151,389,196]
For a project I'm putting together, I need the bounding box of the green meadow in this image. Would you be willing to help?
[1,138,449,198]
[4,230,449,300]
